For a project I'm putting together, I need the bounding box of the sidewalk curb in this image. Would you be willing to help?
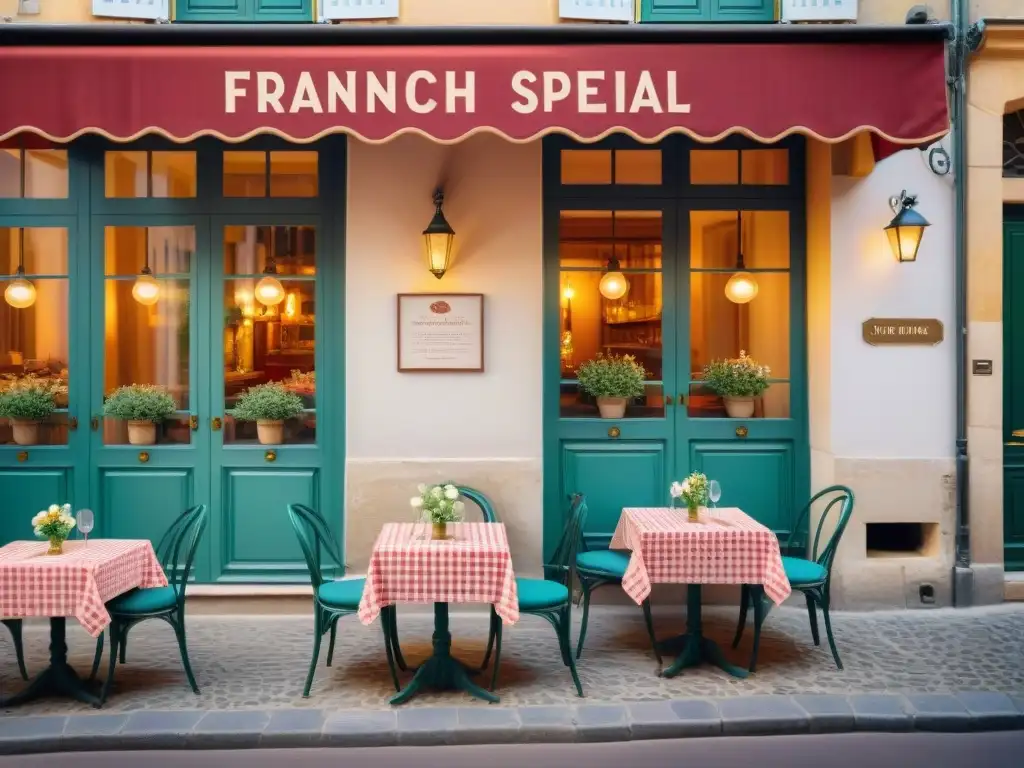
[1,693,1022,754]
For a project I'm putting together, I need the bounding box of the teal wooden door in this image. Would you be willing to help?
[1003,215,1024,571]
[641,0,774,22]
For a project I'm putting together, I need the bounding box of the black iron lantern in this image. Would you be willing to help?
[423,188,455,279]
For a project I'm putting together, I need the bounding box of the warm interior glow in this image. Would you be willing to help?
[887,224,925,263]
[284,292,298,318]
[255,274,285,306]
[131,273,160,306]
[563,283,575,301]
[599,271,629,300]
[4,277,37,309]
[724,272,759,304]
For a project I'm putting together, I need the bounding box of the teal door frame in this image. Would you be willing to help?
[1003,206,1024,571]
[542,134,809,557]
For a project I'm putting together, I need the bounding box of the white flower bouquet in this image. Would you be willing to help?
[32,503,76,555]
[670,472,709,522]
[410,483,465,539]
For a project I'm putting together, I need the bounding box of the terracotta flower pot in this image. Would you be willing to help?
[723,396,755,418]
[127,420,156,445]
[596,396,628,419]
[257,419,284,445]
[10,418,40,446]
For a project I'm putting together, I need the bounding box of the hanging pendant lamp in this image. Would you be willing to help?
[5,228,38,309]
[132,227,160,306]
[598,213,629,300]
[255,230,285,306]
[724,211,758,305]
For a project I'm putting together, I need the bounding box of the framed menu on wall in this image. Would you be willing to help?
[397,293,485,373]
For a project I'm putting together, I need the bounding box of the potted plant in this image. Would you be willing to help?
[670,472,709,523]
[701,350,770,419]
[0,382,56,446]
[103,384,177,446]
[576,353,647,420]
[230,382,304,445]
[410,482,465,540]
[32,503,76,555]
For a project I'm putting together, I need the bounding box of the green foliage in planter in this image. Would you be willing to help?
[0,384,55,421]
[103,384,177,422]
[230,383,304,422]
[701,351,770,398]
[576,353,647,399]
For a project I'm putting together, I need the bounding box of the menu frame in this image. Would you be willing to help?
[396,293,485,373]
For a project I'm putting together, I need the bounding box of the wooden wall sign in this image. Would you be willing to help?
[862,318,944,346]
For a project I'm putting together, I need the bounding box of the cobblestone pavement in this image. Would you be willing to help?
[2,604,1023,715]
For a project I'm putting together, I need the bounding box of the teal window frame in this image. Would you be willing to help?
[174,0,314,23]
[639,0,777,24]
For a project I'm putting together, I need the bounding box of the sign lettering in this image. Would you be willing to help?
[862,318,944,346]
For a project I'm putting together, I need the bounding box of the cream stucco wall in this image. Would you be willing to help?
[344,134,544,576]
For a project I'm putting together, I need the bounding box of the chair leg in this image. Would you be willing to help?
[3,619,28,681]
[381,608,401,693]
[732,584,750,649]
[303,612,324,698]
[326,621,337,667]
[749,586,765,674]
[119,632,127,664]
[640,598,661,664]
[481,606,498,670]
[385,607,407,672]
[171,616,200,694]
[90,632,104,682]
[558,610,584,697]
[488,619,504,692]
[820,599,843,671]
[575,581,592,660]
[805,592,821,646]
[100,622,121,705]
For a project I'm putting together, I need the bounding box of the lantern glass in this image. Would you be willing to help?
[886,223,925,263]
[424,230,454,279]
[4,277,37,309]
[724,271,759,304]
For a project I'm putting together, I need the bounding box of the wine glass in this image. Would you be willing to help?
[708,480,722,509]
[77,508,94,546]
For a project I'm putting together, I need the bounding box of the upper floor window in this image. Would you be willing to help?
[175,0,314,23]
[640,0,775,23]
[1005,110,1024,178]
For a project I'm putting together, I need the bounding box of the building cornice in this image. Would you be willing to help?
[974,20,1024,58]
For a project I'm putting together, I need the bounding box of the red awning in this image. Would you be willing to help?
[0,43,948,145]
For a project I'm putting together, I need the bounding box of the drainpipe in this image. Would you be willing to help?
[950,0,974,607]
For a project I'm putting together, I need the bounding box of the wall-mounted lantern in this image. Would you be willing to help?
[885,190,930,263]
[4,228,37,310]
[423,188,455,279]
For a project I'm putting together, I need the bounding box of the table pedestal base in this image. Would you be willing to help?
[390,603,498,706]
[1,618,101,708]
[656,585,749,680]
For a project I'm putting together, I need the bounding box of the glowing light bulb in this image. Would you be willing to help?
[599,271,629,301]
[724,272,759,304]
[563,284,575,301]
[132,272,160,306]
[255,274,285,306]
[4,277,37,309]
[284,292,297,318]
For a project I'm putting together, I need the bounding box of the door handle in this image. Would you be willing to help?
[665,395,673,406]
[68,416,78,431]
[189,415,199,431]
[678,393,686,406]
[90,416,99,431]
[735,426,749,438]
[211,417,222,431]
[1013,429,1024,437]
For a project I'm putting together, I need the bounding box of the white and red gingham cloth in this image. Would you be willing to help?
[610,507,791,606]
[0,539,167,637]
[358,522,519,626]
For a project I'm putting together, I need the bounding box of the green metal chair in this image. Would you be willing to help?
[732,485,854,671]
[574,540,660,663]
[2,619,28,680]
[288,503,403,697]
[92,504,208,703]
[486,493,586,697]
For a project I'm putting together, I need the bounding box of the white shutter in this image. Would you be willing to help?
[320,0,400,20]
[559,0,633,22]
[780,0,858,23]
[92,0,169,21]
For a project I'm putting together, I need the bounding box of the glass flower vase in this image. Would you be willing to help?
[686,502,700,523]
[47,537,65,555]
[431,521,448,540]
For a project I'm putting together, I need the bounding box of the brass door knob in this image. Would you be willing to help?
[189,415,199,431]
[90,416,99,431]
[211,417,222,431]
[665,395,674,406]
[265,450,277,462]
[735,426,748,438]
[138,451,150,463]
[68,416,78,431]
[608,427,621,439]
[16,451,28,462]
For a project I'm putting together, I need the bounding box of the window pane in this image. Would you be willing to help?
[741,149,788,185]
[105,151,149,198]
[687,382,790,419]
[104,226,192,276]
[561,150,612,185]
[689,271,790,379]
[615,150,662,185]
[24,150,69,199]
[690,210,790,270]
[691,149,738,185]
[2,227,68,276]
[223,225,316,275]
[690,148,790,186]
[0,150,20,198]
[151,152,197,198]
[269,151,318,197]
[0,276,69,446]
[224,151,267,197]
[559,210,663,269]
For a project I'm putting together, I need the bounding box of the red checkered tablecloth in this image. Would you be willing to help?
[358,522,519,626]
[610,507,791,606]
[0,539,168,637]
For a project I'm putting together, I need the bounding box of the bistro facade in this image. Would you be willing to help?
[0,23,958,607]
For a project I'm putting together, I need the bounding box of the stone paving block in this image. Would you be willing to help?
[0,716,66,755]
[955,692,1024,730]
[62,714,130,751]
[452,707,522,745]
[190,710,271,747]
[667,698,722,736]
[120,710,205,749]
[260,709,328,748]
[905,694,973,732]
[575,704,630,743]
[627,701,686,739]
[849,694,913,732]
[717,695,810,736]
[517,705,576,743]
[323,709,397,747]
[395,706,459,746]
[791,694,855,734]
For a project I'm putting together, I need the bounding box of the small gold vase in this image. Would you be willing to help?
[431,521,448,541]
[687,502,700,523]
[47,537,65,555]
